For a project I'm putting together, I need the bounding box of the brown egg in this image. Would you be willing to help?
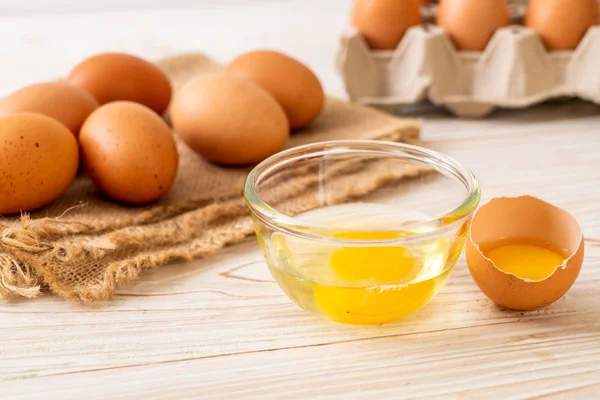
[170,72,289,166]
[466,196,584,311]
[226,50,324,130]
[0,82,98,136]
[436,0,510,51]
[68,53,172,115]
[79,101,178,204]
[0,113,79,214]
[525,0,598,51]
[352,0,423,50]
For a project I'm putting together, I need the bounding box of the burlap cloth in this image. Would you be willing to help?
[0,53,421,303]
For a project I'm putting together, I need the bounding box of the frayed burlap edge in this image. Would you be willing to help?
[0,53,424,303]
[0,158,428,303]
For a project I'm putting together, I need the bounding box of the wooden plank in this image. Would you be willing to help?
[2,295,600,398]
[2,243,597,381]
[2,103,600,398]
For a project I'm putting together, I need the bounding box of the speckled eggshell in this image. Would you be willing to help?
[0,82,98,136]
[68,53,172,115]
[226,50,324,130]
[79,101,179,205]
[466,196,584,311]
[0,112,79,214]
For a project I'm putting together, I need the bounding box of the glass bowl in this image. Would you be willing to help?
[244,140,480,325]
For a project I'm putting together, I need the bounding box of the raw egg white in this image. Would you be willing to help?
[466,196,584,310]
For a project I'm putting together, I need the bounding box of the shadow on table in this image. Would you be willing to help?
[393,99,600,123]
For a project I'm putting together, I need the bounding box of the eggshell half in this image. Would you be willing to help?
[466,196,584,310]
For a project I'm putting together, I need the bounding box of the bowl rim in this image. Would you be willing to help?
[244,139,481,244]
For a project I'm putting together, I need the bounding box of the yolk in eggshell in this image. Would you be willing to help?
[482,238,567,281]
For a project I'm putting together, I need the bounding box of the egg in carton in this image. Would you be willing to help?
[336,4,600,118]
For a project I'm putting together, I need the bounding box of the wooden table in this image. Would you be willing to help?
[2,2,600,398]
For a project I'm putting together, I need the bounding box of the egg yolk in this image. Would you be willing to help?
[315,281,435,324]
[314,230,435,324]
[329,230,417,283]
[487,243,565,281]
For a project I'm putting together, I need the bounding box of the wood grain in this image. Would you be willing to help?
[1,1,600,398]
[2,100,600,399]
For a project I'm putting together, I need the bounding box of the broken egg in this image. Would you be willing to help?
[466,196,584,311]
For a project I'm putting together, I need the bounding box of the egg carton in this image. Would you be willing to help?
[336,6,600,117]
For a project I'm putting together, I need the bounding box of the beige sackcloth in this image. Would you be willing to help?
[0,53,421,303]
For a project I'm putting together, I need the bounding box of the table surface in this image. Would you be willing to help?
[2,2,600,399]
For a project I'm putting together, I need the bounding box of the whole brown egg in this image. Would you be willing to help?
[0,113,79,214]
[0,82,98,136]
[68,53,172,115]
[170,72,289,166]
[525,0,598,51]
[79,101,179,204]
[436,0,510,51]
[226,50,324,131]
[352,0,423,50]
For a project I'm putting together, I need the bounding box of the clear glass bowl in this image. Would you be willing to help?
[244,140,480,325]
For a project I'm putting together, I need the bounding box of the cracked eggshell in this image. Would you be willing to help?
[466,196,584,311]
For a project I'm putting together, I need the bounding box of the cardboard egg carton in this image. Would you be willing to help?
[336,4,600,117]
